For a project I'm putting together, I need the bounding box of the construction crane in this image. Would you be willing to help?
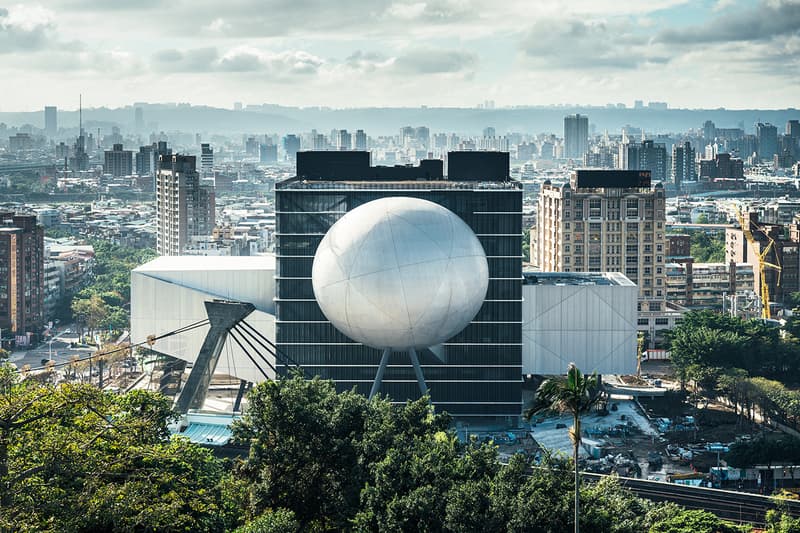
[736,206,782,319]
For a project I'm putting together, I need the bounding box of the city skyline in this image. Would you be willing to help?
[0,0,798,111]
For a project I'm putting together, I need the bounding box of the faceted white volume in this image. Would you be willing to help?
[312,197,489,350]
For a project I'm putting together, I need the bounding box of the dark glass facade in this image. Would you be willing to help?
[275,180,522,419]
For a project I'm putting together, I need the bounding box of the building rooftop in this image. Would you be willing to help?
[133,254,275,273]
[522,271,635,287]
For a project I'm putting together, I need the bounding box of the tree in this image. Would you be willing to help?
[524,363,601,533]
[648,508,742,533]
[71,293,109,339]
[233,374,374,529]
[235,509,300,533]
[0,363,229,531]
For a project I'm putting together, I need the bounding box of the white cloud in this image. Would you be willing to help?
[0,4,57,53]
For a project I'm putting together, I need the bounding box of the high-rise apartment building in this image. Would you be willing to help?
[671,141,696,191]
[44,106,57,138]
[756,122,778,161]
[703,120,716,144]
[564,114,589,160]
[620,139,667,182]
[155,155,215,256]
[0,213,44,338]
[275,151,521,420]
[354,129,367,151]
[336,129,352,151]
[200,143,214,176]
[534,170,667,299]
[104,143,133,177]
[283,135,301,161]
[135,145,155,177]
[259,143,277,163]
[788,120,800,139]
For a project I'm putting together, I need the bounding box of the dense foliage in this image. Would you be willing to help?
[689,230,726,263]
[0,363,233,532]
[667,310,799,384]
[0,365,767,532]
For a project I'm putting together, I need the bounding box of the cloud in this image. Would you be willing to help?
[657,0,800,43]
[520,19,669,69]
[392,48,477,74]
[151,46,324,78]
[219,47,324,76]
[0,4,57,53]
[152,47,220,72]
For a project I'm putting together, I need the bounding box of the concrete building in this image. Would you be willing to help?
[756,122,778,161]
[335,129,352,151]
[666,262,754,310]
[156,155,215,256]
[534,169,667,299]
[522,272,637,375]
[699,153,744,180]
[276,150,521,420]
[135,145,156,178]
[259,143,277,163]
[564,114,589,160]
[354,129,367,151]
[44,106,57,138]
[104,144,133,177]
[283,135,301,161]
[0,213,44,342]
[200,143,214,177]
[620,139,668,183]
[671,141,696,190]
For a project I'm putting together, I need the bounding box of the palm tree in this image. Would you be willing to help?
[525,363,601,533]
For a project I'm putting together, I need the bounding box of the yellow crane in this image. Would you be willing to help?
[736,206,781,319]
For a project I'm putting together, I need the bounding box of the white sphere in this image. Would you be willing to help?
[312,197,489,350]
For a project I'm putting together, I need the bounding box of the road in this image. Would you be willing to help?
[8,326,95,370]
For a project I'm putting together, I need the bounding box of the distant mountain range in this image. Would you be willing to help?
[1,104,798,136]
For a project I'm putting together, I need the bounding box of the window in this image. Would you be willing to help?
[589,222,602,232]
[589,198,601,217]
[649,302,661,311]
[564,244,571,252]
[655,318,669,326]
[565,222,570,229]
[638,318,649,326]
[626,223,638,232]
[626,198,639,217]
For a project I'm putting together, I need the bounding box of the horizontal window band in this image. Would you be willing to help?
[273,364,523,368]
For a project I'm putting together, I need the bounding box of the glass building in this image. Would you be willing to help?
[275,151,522,420]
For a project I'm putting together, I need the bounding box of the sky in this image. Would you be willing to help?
[0,0,798,111]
